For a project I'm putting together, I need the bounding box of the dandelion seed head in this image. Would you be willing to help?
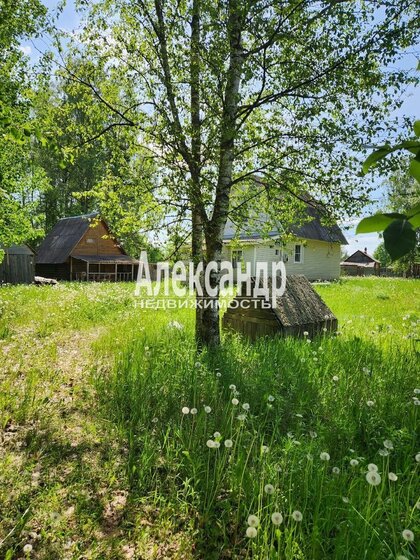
[246,526,257,538]
[206,439,215,448]
[271,512,283,525]
[414,388,420,394]
[366,470,381,486]
[237,414,246,421]
[414,398,420,406]
[190,408,198,415]
[152,417,158,423]
[268,395,275,402]
[320,452,330,461]
[247,514,259,527]
[303,331,309,336]
[224,439,233,448]
[332,375,339,382]
[232,398,239,405]
[342,496,349,503]
[366,400,375,407]
[383,439,394,450]
[309,430,317,439]
[213,431,221,439]
[182,407,190,415]
[229,384,236,391]
[367,463,378,472]
[23,544,33,554]
[216,372,222,378]
[350,459,359,467]
[292,510,303,522]
[402,529,414,542]
[388,472,398,481]
[332,467,340,475]
[242,403,250,411]
[213,441,220,449]
[378,449,389,457]
[204,406,212,413]
[264,484,275,495]
[261,445,269,454]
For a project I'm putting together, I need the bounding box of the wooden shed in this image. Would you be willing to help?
[222,275,337,340]
[341,249,380,276]
[36,214,138,281]
[0,244,35,285]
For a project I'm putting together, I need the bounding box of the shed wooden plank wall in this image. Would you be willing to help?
[0,254,35,284]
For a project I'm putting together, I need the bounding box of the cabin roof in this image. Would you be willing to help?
[223,204,348,245]
[343,250,380,264]
[36,213,126,264]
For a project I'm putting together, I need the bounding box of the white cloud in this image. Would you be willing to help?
[19,45,32,56]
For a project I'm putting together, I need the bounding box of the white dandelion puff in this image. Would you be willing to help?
[264,484,275,495]
[414,388,420,394]
[204,406,212,413]
[342,496,349,503]
[271,512,283,525]
[378,449,389,457]
[182,407,190,415]
[261,445,269,454]
[367,463,378,472]
[216,372,222,378]
[292,510,303,522]
[388,472,398,481]
[224,439,233,448]
[350,459,359,467]
[214,431,221,439]
[246,526,257,538]
[332,467,340,475]
[242,403,250,411]
[332,375,339,382]
[366,400,375,407]
[23,544,33,554]
[232,398,239,406]
[402,529,414,542]
[383,439,394,450]
[229,384,236,391]
[247,514,259,527]
[309,430,317,439]
[366,471,381,486]
[213,441,221,448]
[415,452,420,463]
[190,408,198,415]
[303,331,309,336]
[268,395,275,402]
[320,452,330,461]
[237,414,246,421]
[206,440,215,448]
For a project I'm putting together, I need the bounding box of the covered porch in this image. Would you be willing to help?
[70,255,139,282]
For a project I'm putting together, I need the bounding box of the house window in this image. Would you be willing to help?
[231,250,243,268]
[294,244,303,263]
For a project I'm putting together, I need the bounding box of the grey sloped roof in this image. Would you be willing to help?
[223,203,348,245]
[271,275,336,327]
[36,213,98,264]
[1,244,34,255]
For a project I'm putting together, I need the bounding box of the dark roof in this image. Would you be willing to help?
[343,250,380,264]
[35,213,126,264]
[1,244,34,255]
[223,203,348,245]
[73,255,138,264]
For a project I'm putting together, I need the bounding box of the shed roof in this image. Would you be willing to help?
[343,250,380,264]
[36,214,126,264]
[2,244,34,256]
[223,204,347,245]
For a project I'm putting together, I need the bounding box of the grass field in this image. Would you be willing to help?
[0,278,419,560]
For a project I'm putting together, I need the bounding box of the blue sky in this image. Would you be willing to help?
[21,1,419,256]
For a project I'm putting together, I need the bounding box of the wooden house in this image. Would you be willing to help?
[35,214,138,281]
[223,275,337,340]
[0,244,35,285]
[341,249,380,276]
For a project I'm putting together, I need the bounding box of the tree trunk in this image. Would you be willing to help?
[199,0,244,346]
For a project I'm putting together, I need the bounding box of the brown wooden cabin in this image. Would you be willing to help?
[0,244,35,285]
[35,214,138,281]
[223,275,337,340]
[341,248,380,276]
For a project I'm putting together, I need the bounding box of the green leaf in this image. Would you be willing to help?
[407,202,420,228]
[414,120,420,138]
[383,220,417,260]
[362,147,392,174]
[409,157,420,183]
[356,213,405,234]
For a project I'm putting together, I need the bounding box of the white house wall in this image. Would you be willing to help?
[223,239,341,281]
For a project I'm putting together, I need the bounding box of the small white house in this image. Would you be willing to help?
[222,205,348,281]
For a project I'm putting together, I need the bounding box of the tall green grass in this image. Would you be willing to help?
[95,279,420,560]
